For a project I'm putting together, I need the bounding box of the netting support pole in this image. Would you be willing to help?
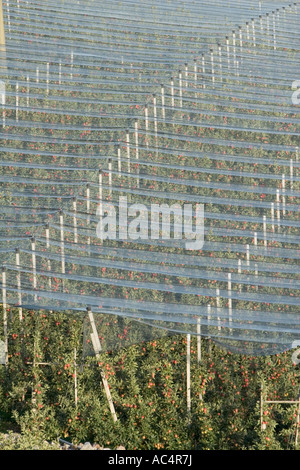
[72,197,78,243]
[228,273,232,331]
[59,60,62,85]
[2,267,8,367]
[276,189,280,232]
[217,44,222,82]
[14,80,19,119]
[282,174,286,215]
[161,84,165,120]
[45,224,53,314]
[193,59,197,94]
[59,211,65,275]
[117,145,121,176]
[87,307,118,423]
[210,49,215,83]
[231,32,236,72]
[201,54,206,88]
[26,75,29,107]
[263,216,267,248]
[296,398,300,447]
[197,318,201,363]
[216,288,221,331]
[169,77,174,111]
[184,63,188,88]
[0,0,6,69]
[74,348,78,407]
[271,203,275,233]
[107,161,112,199]
[134,119,139,188]
[31,237,37,302]
[126,129,130,174]
[290,159,293,191]
[15,248,22,321]
[238,259,242,293]
[144,104,149,147]
[178,71,182,108]
[255,263,258,292]
[238,26,243,62]
[186,333,191,416]
[225,37,230,71]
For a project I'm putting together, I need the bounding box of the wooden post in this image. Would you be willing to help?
[87,308,118,422]
[186,334,191,415]
[15,248,22,321]
[2,267,8,366]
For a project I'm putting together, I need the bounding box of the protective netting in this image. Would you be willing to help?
[0,0,299,355]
